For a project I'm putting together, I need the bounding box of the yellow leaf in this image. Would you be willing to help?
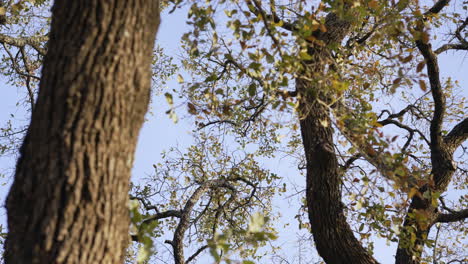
[408,188,419,198]
[319,119,329,127]
[319,24,327,32]
[305,35,317,42]
[164,93,173,105]
[273,20,284,27]
[177,74,184,83]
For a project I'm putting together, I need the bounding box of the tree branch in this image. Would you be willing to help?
[416,37,444,148]
[171,179,236,264]
[245,0,281,53]
[435,209,468,223]
[455,17,468,44]
[0,33,47,56]
[141,210,182,225]
[340,154,362,172]
[434,43,468,54]
[378,118,430,147]
[426,0,451,15]
[185,245,209,264]
[245,0,295,32]
[435,17,468,53]
[443,118,468,153]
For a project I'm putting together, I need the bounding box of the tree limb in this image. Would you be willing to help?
[434,43,468,54]
[185,245,209,264]
[245,0,295,32]
[435,209,468,223]
[171,179,236,264]
[426,0,451,15]
[443,118,468,153]
[141,210,182,225]
[0,33,47,56]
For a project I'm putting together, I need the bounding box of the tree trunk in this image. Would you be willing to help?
[297,11,379,264]
[298,81,378,264]
[4,1,160,263]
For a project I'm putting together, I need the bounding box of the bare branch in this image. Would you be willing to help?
[378,118,430,146]
[340,154,362,171]
[439,196,456,213]
[435,17,468,53]
[2,44,40,81]
[20,47,37,111]
[444,118,468,153]
[0,33,47,56]
[455,17,468,44]
[142,210,182,225]
[435,208,468,223]
[185,245,209,264]
[435,43,468,54]
[426,0,451,15]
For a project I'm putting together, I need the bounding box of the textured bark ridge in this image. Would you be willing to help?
[5,1,160,263]
[297,12,379,264]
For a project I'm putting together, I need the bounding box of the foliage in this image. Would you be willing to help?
[167,0,467,263]
[128,132,282,263]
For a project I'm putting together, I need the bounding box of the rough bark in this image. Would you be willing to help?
[297,12,379,264]
[299,94,378,264]
[4,1,160,263]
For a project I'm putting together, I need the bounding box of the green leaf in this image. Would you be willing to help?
[248,83,257,96]
[299,51,313,60]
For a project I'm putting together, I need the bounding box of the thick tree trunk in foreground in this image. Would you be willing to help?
[5,1,160,263]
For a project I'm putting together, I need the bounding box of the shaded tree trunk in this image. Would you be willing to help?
[299,93,378,264]
[4,1,160,263]
[297,12,379,264]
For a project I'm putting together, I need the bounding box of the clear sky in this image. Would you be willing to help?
[0,3,466,264]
